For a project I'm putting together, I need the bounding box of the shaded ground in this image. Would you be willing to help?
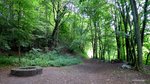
[0,60,150,84]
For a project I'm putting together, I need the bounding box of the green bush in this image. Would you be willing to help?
[21,51,82,67]
[0,56,18,66]
[0,51,82,67]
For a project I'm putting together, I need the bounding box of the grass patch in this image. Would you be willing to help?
[0,56,18,67]
[0,51,82,67]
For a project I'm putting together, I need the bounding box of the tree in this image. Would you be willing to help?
[49,0,67,48]
[0,0,38,51]
[130,0,143,70]
[141,0,149,45]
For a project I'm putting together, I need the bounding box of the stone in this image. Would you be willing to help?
[10,66,43,77]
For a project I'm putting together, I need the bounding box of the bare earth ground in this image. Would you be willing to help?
[0,60,150,84]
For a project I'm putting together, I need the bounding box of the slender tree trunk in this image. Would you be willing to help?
[118,1,131,62]
[93,22,98,59]
[146,52,150,65]
[18,45,21,63]
[141,0,148,45]
[116,32,121,59]
[113,6,122,60]
[130,0,143,70]
[98,24,102,59]
[89,19,94,58]
[115,19,121,60]
[123,10,130,62]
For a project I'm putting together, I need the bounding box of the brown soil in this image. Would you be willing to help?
[0,60,150,84]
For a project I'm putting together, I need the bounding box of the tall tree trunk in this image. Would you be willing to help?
[114,15,121,60]
[146,52,150,65]
[141,0,148,46]
[115,31,121,60]
[93,22,98,59]
[112,5,121,60]
[49,1,65,48]
[51,19,60,48]
[117,1,131,61]
[123,5,130,62]
[130,0,143,70]
[126,5,136,65]
[98,24,102,59]
[18,45,21,63]
[90,20,94,57]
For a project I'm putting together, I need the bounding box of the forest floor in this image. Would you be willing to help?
[0,59,150,84]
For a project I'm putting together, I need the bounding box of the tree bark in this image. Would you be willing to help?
[141,0,148,46]
[114,11,121,60]
[130,0,143,70]
[115,30,121,60]
[146,52,150,65]
[49,1,66,48]
[93,22,98,59]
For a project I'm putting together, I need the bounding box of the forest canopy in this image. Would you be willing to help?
[0,0,150,70]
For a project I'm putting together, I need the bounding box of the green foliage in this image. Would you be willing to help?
[0,51,82,67]
[0,56,18,66]
[0,0,149,68]
[0,0,38,50]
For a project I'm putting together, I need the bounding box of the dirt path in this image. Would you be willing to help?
[0,60,150,84]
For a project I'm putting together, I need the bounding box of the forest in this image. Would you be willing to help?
[0,0,150,70]
[0,0,150,84]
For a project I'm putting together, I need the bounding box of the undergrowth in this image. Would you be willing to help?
[0,50,82,67]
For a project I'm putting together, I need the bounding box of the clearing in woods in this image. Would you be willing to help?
[0,60,150,84]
